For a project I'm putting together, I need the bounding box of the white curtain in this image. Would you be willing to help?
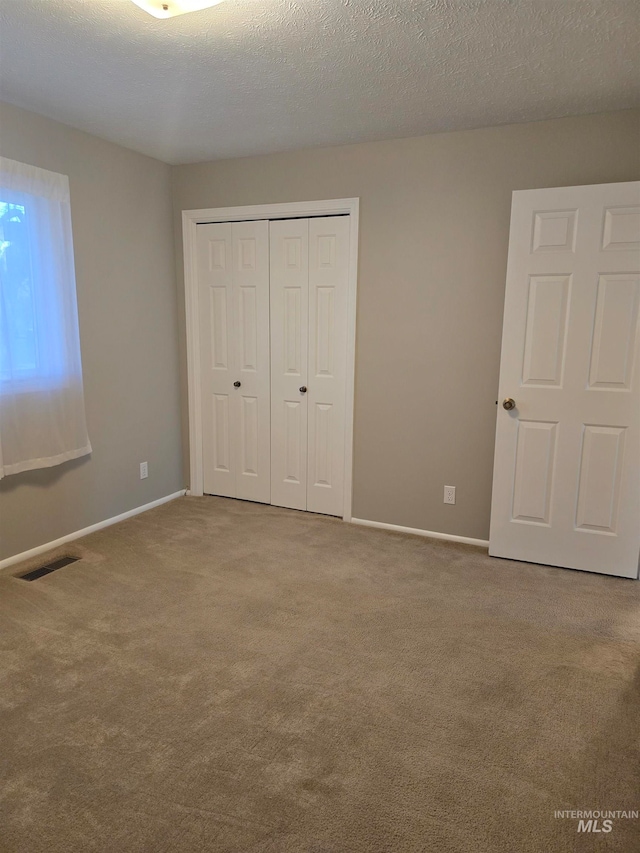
[0,157,91,478]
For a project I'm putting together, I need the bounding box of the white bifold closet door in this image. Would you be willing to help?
[197,215,349,517]
[197,220,271,503]
[270,216,350,516]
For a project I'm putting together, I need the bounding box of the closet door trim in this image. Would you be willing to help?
[183,198,359,521]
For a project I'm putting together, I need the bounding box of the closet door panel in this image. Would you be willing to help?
[307,217,350,516]
[199,214,350,517]
[232,220,271,503]
[197,222,236,497]
[270,219,309,509]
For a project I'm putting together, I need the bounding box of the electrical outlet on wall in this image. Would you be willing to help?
[140,461,149,480]
[444,485,456,505]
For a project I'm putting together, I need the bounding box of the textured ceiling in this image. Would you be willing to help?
[0,0,638,164]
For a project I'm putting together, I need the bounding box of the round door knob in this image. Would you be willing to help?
[233,381,241,388]
[502,397,516,411]
[299,386,307,394]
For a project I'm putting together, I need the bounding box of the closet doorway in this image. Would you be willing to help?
[182,199,359,521]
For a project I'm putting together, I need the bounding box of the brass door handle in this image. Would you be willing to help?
[502,398,516,411]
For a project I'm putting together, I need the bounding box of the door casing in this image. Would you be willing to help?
[182,198,359,521]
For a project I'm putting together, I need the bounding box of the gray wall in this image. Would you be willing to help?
[0,102,184,561]
[172,110,640,541]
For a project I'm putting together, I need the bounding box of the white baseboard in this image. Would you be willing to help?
[350,517,489,548]
[0,490,187,572]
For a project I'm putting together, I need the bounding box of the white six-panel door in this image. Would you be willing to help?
[270,216,350,516]
[490,182,640,578]
[197,220,271,503]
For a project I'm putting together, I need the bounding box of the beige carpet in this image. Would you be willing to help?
[1,496,638,853]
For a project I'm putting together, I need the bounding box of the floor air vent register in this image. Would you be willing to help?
[18,556,80,582]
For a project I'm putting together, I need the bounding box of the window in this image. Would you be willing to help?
[0,201,37,376]
[0,157,91,478]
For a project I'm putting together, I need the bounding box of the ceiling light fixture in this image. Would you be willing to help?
[131,0,226,18]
